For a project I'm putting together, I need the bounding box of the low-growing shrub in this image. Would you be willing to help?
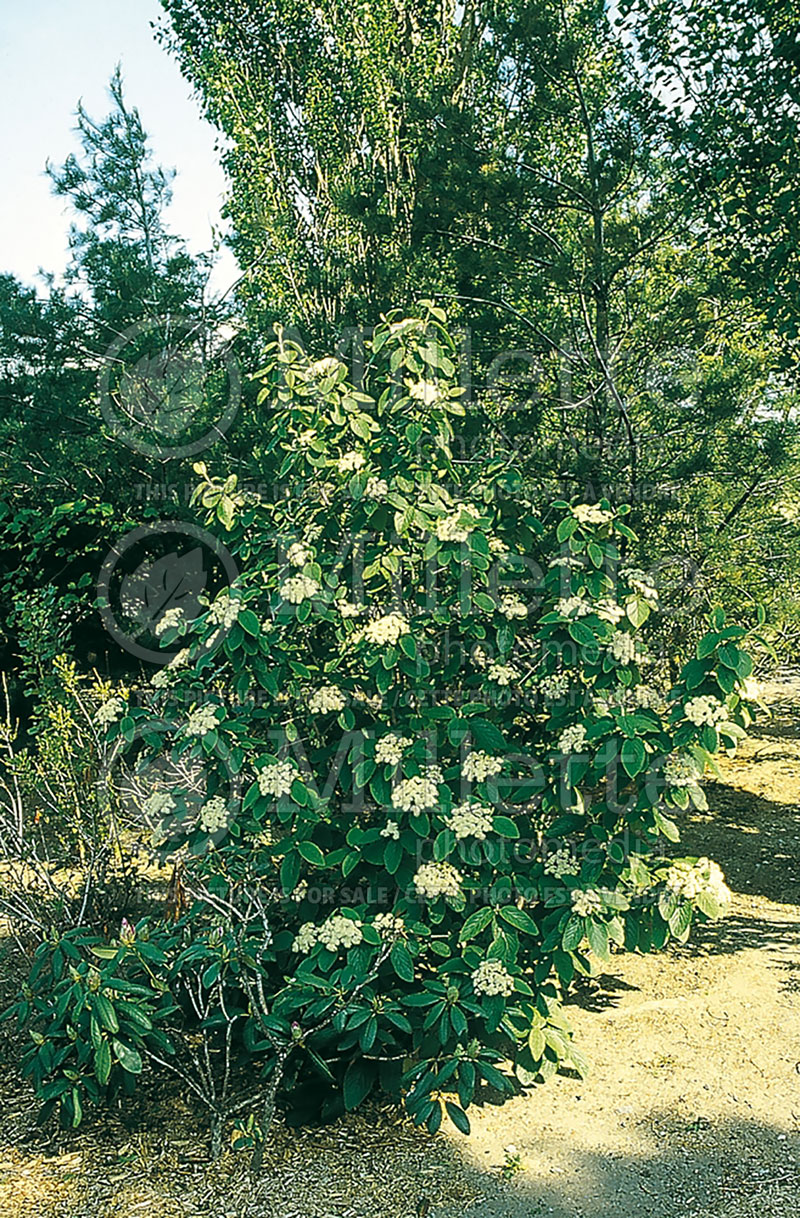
[0,648,138,943]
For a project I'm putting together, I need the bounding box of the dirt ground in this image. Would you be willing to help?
[1,677,799,1218]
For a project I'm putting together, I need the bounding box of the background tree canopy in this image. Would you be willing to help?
[0,0,799,694]
[158,0,800,647]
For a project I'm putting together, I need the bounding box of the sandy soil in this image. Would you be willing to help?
[1,678,799,1218]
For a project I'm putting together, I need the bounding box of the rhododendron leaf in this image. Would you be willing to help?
[343,1060,374,1111]
[112,1040,142,1075]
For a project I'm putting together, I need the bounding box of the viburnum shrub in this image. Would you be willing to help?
[5,303,764,1147]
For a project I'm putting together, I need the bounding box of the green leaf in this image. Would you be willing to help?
[383,837,403,874]
[528,1026,545,1058]
[280,850,301,894]
[653,809,680,842]
[297,840,325,867]
[626,598,650,628]
[620,737,646,778]
[586,919,610,960]
[390,941,414,982]
[343,1059,374,1111]
[498,906,537,935]
[561,915,584,951]
[399,634,417,660]
[238,609,260,636]
[492,816,519,839]
[469,718,506,751]
[445,1101,471,1134]
[668,901,693,941]
[112,1040,143,1075]
[459,907,493,941]
[568,621,596,646]
[697,633,720,659]
[94,1039,111,1086]
[92,994,119,1033]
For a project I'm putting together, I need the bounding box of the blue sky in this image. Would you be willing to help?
[0,0,238,294]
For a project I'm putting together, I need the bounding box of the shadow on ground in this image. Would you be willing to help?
[677,782,800,909]
[2,1089,797,1218]
[432,1113,800,1218]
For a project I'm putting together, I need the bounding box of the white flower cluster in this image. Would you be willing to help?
[487,661,519,686]
[338,451,366,473]
[489,537,509,557]
[543,847,580,878]
[290,879,308,902]
[664,857,731,904]
[258,760,296,799]
[499,594,527,620]
[365,476,389,498]
[436,512,473,543]
[539,673,570,700]
[373,911,405,938]
[595,599,626,624]
[318,914,364,951]
[392,766,443,814]
[306,356,341,379]
[142,790,175,819]
[292,914,364,954]
[413,860,462,900]
[556,595,591,618]
[280,574,320,604]
[375,733,412,766]
[462,751,504,782]
[151,648,190,689]
[308,685,346,715]
[663,753,703,788]
[363,612,410,646]
[380,819,400,839]
[155,606,184,637]
[354,689,383,713]
[571,888,604,917]
[199,795,228,834]
[407,379,442,405]
[208,595,240,629]
[337,599,364,618]
[95,696,125,726]
[471,958,515,997]
[287,541,310,568]
[634,684,662,710]
[623,568,659,605]
[186,705,219,736]
[559,723,587,755]
[292,923,318,953]
[472,645,489,669]
[684,695,728,727]
[572,504,613,525]
[446,801,494,840]
[608,630,637,664]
